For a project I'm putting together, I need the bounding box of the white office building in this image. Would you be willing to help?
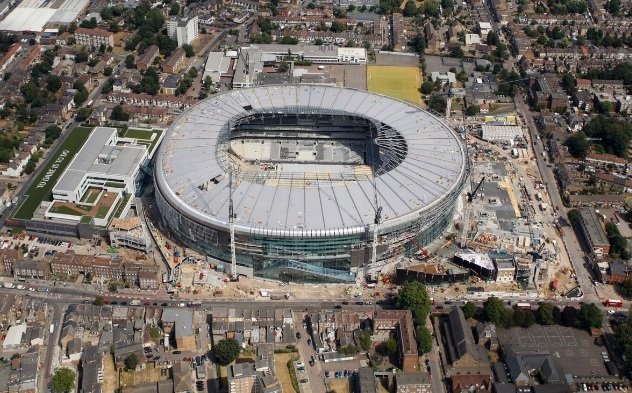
[480,125,523,144]
[52,127,148,203]
[167,16,199,47]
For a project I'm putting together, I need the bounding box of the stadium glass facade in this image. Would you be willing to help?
[155,178,461,283]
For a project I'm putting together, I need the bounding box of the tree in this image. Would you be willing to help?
[565,131,590,158]
[395,281,432,325]
[94,296,105,306]
[359,329,372,352]
[513,308,536,327]
[561,306,578,326]
[103,66,113,76]
[486,31,500,46]
[421,81,435,95]
[466,105,480,116]
[409,33,425,54]
[46,75,61,93]
[169,2,180,15]
[108,282,118,292]
[416,326,433,354]
[51,367,76,393]
[598,100,613,113]
[182,44,195,57]
[449,46,464,58]
[623,277,632,299]
[24,160,36,175]
[188,67,198,78]
[463,302,477,319]
[379,338,398,356]
[45,125,62,141]
[403,0,418,16]
[575,303,603,330]
[537,303,556,325]
[428,95,447,114]
[124,354,139,370]
[149,327,161,340]
[330,21,345,33]
[75,107,92,121]
[111,105,130,121]
[484,297,506,324]
[125,54,135,69]
[213,338,241,365]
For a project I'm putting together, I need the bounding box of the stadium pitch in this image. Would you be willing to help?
[367,66,423,106]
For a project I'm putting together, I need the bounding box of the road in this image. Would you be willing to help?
[513,94,598,305]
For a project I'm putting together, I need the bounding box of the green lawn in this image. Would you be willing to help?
[12,127,94,220]
[104,181,125,188]
[80,189,100,204]
[124,128,164,154]
[96,206,111,219]
[367,66,423,106]
[49,205,84,216]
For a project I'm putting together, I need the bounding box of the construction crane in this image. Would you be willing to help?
[371,179,382,268]
[228,167,238,281]
[407,237,428,257]
[527,242,546,262]
[460,176,485,248]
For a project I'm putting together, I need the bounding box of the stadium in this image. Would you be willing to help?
[154,85,469,283]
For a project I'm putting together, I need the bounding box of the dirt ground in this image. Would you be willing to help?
[102,353,117,393]
[121,363,167,386]
[327,378,351,393]
[275,353,298,393]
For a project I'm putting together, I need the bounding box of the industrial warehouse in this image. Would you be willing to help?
[154,85,469,283]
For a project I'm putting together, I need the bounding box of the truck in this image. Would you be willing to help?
[50,324,54,334]
[536,192,543,201]
[130,300,141,306]
[162,273,168,283]
[15,285,24,290]
[606,299,623,307]
[3,282,14,289]
[539,203,548,211]
[270,293,290,300]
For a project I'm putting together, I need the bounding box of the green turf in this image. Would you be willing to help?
[96,205,111,219]
[49,205,85,216]
[80,189,100,204]
[124,128,164,154]
[367,66,423,106]
[12,127,94,220]
[104,182,125,188]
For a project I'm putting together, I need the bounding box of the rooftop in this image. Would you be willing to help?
[156,85,467,237]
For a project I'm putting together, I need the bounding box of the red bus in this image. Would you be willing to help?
[515,302,532,311]
[606,299,623,307]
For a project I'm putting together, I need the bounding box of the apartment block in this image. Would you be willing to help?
[74,28,114,48]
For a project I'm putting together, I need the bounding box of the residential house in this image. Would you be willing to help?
[74,28,115,48]
[162,47,186,73]
[373,311,418,371]
[161,309,195,351]
[162,74,181,95]
[137,45,160,71]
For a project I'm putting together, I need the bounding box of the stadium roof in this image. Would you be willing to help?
[0,0,88,32]
[156,85,467,237]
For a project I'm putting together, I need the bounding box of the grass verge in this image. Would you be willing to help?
[287,356,300,393]
[12,126,93,219]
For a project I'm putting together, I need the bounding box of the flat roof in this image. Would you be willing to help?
[155,85,467,237]
[0,0,89,31]
[54,127,147,193]
[579,208,609,246]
